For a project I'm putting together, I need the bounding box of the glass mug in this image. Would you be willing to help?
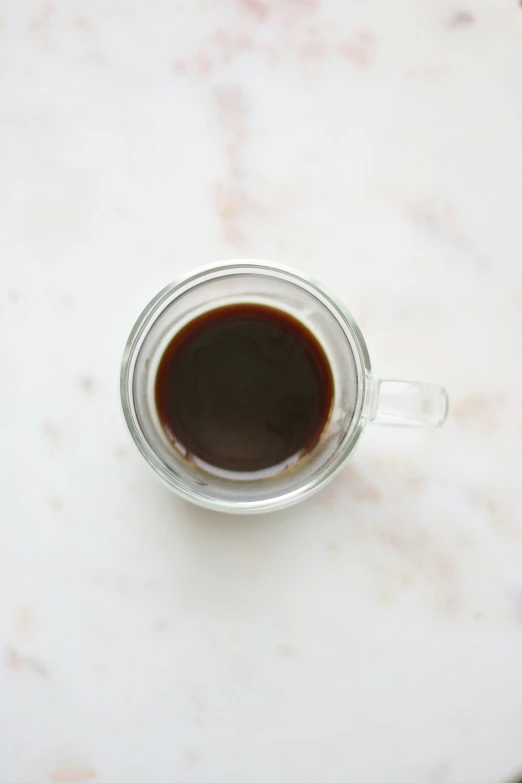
[121,261,448,513]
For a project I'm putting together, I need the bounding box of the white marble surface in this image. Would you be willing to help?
[2,0,522,781]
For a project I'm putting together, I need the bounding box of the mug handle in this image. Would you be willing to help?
[369,380,449,428]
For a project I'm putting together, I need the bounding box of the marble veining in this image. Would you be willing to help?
[2,1,522,782]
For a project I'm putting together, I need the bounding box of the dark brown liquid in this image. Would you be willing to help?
[155,304,334,473]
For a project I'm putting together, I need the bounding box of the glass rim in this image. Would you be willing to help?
[120,259,373,513]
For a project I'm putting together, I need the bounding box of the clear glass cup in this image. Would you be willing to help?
[121,261,448,513]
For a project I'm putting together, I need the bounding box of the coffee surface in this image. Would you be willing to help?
[155,304,333,472]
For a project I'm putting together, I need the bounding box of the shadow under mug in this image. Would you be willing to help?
[121,261,448,513]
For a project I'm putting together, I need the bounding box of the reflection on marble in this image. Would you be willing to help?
[2,1,522,782]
